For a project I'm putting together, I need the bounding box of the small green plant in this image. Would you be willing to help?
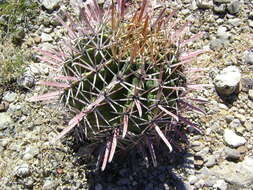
[0,0,39,39]
[0,0,39,87]
[30,0,208,171]
[0,39,27,84]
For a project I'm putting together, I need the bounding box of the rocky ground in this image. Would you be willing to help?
[0,0,253,190]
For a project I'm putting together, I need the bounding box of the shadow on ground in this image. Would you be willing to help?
[73,145,193,190]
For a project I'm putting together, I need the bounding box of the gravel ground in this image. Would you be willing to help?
[0,0,253,190]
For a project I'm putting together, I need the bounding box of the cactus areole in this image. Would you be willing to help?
[30,0,208,170]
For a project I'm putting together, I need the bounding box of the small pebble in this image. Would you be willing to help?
[205,156,216,168]
[42,180,59,190]
[218,103,229,110]
[234,113,246,123]
[196,147,210,158]
[225,115,234,123]
[227,18,241,27]
[194,158,204,169]
[249,20,253,28]
[15,163,30,178]
[0,101,9,112]
[23,146,39,160]
[224,147,240,161]
[229,119,241,128]
[244,120,253,131]
[249,90,253,101]
[244,50,253,65]
[213,4,227,14]
[237,146,247,154]
[188,175,198,185]
[41,32,53,42]
[34,36,41,44]
[17,73,35,90]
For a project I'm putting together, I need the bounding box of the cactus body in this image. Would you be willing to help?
[30,0,208,170]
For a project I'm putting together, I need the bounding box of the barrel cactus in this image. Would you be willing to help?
[29,0,207,170]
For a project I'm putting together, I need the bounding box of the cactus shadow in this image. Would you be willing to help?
[76,147,194,190]
[216,90,239,106]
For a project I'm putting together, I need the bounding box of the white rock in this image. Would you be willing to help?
[214,66,241,96]
[196,0,213,9]
[3,91,17,102]
[223,129,246,147]
[0,112,13,130]
[28,63,49,76]
[249,20,253,28]
[41,32,53,42]
[15,163,30,177]
[213,179,227,190]
[40,0,61,11]
[229,119,241,128]
[23,146,39,160]
[217,26,230,41]
[218,103,229,110]
[188,175,198,185]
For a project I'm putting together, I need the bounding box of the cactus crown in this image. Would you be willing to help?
[30,0,208,170]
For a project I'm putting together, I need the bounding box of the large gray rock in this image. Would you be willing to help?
[227,0,240,15]
[214,66,241,96]
[223,129,246,148]
[209,157,253,188]
[0,112,13,130]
